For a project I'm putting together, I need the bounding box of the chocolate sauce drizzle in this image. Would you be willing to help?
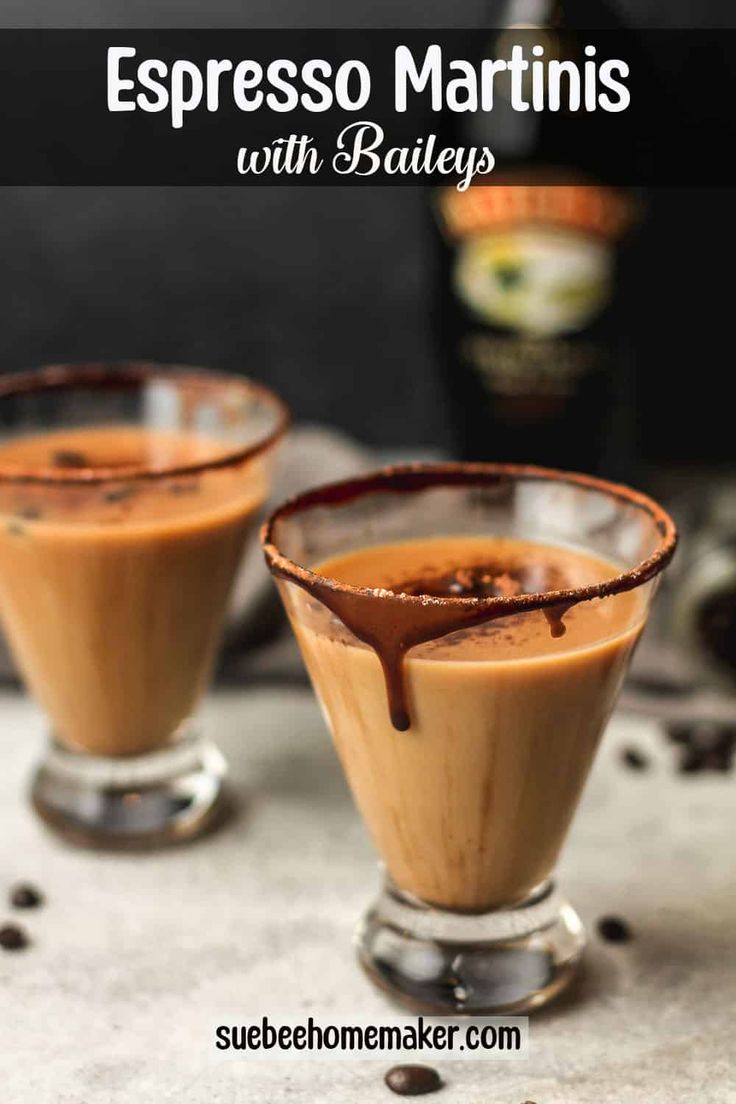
[262,464,678,733]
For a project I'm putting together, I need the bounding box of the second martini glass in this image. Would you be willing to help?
[0,364,287,848]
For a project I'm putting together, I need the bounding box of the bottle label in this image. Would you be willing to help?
[453,223,612,338]
[437,183,632,410]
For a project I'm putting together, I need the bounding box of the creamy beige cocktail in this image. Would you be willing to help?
[0,424,268,757]
[286,535,644,913]
[262,463,676,1014]
[0,366,286,846]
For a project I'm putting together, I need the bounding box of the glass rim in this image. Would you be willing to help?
[261,461,678,615]
[0,362,290,485]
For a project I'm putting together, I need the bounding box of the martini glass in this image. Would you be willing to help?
[262,463,676,1013]
[0,363,287,848]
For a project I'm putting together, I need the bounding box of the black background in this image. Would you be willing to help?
[0,0,734,466]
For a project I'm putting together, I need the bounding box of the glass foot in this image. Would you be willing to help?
[356,877,585,1015]
[30,732,229,849]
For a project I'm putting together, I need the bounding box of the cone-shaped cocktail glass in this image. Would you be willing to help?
[262,463,676,1014]
[0,364,287,848]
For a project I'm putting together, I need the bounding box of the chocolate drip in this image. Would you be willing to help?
[274,559,580,728]
[273,566,527,730]
[543,602,575,638]
[262,462,678,733]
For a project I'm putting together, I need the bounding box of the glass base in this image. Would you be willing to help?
[30,732,229,849]
[356,877,585,1015]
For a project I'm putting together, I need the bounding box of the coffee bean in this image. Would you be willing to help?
[621,746,649,771]
[10,883,43,909]
[597,916,632,943]
[668,722,736,774]
[0,923,29,951]
[385,1065,443,1096]
[666,723,691,745]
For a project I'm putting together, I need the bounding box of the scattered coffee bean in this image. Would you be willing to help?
[621,746,649,771]
[6,520,26,537]
[0,923,29,951]
[385,1065,443,1096]
[10,883,43,909]
[668,722,736,774]
[597,916,632,944]
[679,747,732,773]
[52,449,88,468]
[18,506,42,521]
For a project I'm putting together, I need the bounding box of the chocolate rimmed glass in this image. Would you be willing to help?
[0,364,288,848]
[262,463,676,1015]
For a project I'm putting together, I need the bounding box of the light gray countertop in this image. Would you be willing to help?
[1,686,734,1103]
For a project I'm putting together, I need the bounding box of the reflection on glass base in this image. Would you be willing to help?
[356,876,585,1015]
[30,731,229,850]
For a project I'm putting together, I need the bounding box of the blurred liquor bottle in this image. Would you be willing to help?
[434,0,642,478]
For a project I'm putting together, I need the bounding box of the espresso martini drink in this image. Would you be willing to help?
[0,365,287,847]
[263,464,676,1014]
[291,536,643,913]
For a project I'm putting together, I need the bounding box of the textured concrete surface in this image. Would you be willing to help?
[0,686,734,1103]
